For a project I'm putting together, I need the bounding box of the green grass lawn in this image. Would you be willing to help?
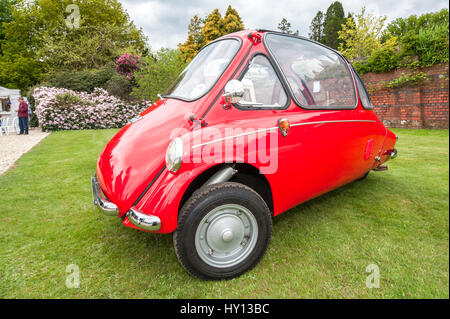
[0,128,448,298]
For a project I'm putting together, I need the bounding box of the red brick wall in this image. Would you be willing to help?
[361,63,449,129]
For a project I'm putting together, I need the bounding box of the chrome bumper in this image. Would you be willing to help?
[91,175,161,231]
[127,208,161,232]
[91,175,118,216]
[390,148,398,159]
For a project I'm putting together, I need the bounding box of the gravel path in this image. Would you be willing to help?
[0,128,50,175]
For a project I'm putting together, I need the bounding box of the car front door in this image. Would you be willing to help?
[263,33,385,215]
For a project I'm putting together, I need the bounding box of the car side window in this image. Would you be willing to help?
[353,68,374,110]
[265,33,356,109]
[238,55,288,108]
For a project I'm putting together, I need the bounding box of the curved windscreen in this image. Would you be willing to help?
[265,33,356,108]
[165,39,240,100]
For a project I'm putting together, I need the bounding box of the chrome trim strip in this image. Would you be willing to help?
[91,175,118,216]
[192,127,278,149]
[191,120,376,149]
[290,120,376,127]
[127,208,161,232]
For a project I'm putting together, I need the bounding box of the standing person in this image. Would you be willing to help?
[16,97,29,135]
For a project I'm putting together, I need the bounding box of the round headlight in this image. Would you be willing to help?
[165,138,183,173]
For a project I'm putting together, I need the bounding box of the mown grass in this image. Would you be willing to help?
[0,128,448,298]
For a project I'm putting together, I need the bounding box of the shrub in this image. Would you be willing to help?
[42,64,138,100]
[25,87,39,128]
[343,9,449,74]
[132,48,186,102]
[43,66,116,93]
[416,23,449,66]
[34,87,152,131]
[115,54,140,78]
[104,74,136,100]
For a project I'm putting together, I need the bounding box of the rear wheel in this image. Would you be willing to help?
[173,182,272,280]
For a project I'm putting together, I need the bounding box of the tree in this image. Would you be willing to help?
[179,15,205,63]
[179,6,244,62]
[385,9,449,65]
[0,0,148,91]
[309,11,324,42]
[36,23,146,71]
[222,5,244,34]
[322,1,346,49]
[277,18,299,35]
[338,7,398,63]
[132,48,186,102]
[386,8,449,38]
[202,9,224,43]
[0,0,16,55]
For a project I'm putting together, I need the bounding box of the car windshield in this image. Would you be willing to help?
[165,39,240,100]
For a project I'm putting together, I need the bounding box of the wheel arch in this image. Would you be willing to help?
[178,163,274,215]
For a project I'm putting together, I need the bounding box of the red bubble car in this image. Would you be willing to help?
[91,30,398,280]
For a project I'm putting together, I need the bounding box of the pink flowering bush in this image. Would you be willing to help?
[34,87,152,131]
[116,54,140,78]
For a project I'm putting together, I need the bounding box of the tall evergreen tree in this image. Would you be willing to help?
[178,15,205,62]
[322,1,346,49]
[309,11,324,42]
[179,7,245,62]
[277,17,299,35]
[202,9,224,43]
[223,5,244,34]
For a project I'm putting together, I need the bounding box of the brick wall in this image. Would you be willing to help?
[361,63,449,129]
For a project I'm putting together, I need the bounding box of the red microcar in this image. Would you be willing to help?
[91,30,398,280]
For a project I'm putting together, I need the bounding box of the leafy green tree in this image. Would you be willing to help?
[0,0,147,91]
[323,1,346,49]
[223,5,244,34]
[0,0,16,55]
[36,24,145,71]
[179,15,205,63]
[338,7,398,69]
[277,18,299,35]
[386,9,449,38]
[309,11,324,42]
[202,9,224,43]
[132,48,186,102]
[385,9,449,66]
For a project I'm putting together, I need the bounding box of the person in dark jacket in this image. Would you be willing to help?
[16,97,29,135]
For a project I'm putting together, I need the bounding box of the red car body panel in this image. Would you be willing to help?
[96,30,397,233]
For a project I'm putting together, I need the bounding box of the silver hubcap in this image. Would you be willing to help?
[195,204,258,268]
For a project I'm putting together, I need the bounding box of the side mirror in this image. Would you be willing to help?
[223,80,244,107]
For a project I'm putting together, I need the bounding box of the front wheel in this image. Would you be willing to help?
[173,182,272,280]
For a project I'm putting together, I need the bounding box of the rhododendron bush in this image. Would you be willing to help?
[116,54,140,78]
[34,87,151,131]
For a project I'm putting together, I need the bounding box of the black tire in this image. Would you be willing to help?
[173,182,272,280]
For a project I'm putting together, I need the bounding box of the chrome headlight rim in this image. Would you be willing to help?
[165,137,183,173]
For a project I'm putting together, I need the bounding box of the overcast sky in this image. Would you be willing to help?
[119,0,449,50]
